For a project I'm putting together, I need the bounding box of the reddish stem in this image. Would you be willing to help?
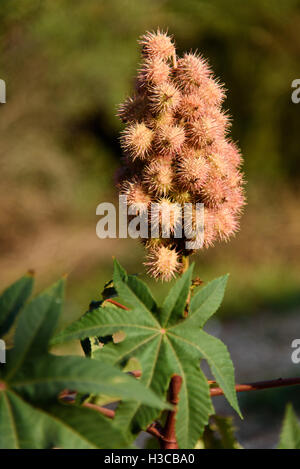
[160,374,182,449]
[60,375,300,446]
[81,404,165,440]
[129,370,142,378]
[146,422,164,440]
[210,377,300,397]
[83,402,115,418]
[106,299,129,310]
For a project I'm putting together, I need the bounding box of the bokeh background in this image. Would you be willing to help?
[0,0,299,448]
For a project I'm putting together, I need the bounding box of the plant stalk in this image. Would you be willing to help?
[210,377,300,397]
[160,374,182,449]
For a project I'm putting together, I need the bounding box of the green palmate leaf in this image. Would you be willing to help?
[6,354,169,410]
[0,391,128,449]
[0,275,169,449]
[54,260,240,448]
[278,404,300,449]
[0,273,34,337]
[5,279,65,380]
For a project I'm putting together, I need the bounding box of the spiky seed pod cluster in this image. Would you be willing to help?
[117,30,246,282]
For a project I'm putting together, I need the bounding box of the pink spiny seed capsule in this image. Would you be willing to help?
[203,208,217,248]
[186,108,229,148]
[120,178,151,214]
[139,30,176,61]
[179,82,225,122]
[185,206,216,249]
[155,124,185,155]
[201,176,227,208]
[145,245,180,281]
[173,191,192,204]
[216,139,242,168]
[226,168,245,189]
[176,53,211,91]
[149,82,181,114]
[197,78,226,108]
[117,95,149,123]
[137,57,170,88]
[206,151,230,177]
[177,151,209,192]
[121,122,153,160]
[212,206,239,241]
[149,110,174,130]
[224,186,246,214]
[143,157,174,195]
[214,109,231,132]
[178,92,207,121]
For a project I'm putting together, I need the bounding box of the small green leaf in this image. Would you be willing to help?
[160,264,194,327]
[0,274,34,337]
[278,404,300,449]
[127,275,157,314]
[188,275,228,328]
[113,259,159,320]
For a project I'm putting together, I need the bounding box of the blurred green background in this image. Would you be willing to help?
[0,0,299,318]
[1,0,300,448]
